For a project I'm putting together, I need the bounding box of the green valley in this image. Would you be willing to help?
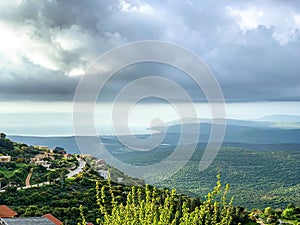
[158,147,300,209]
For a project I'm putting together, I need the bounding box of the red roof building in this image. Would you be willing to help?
[42,214,63,225]
[0,205,18,218]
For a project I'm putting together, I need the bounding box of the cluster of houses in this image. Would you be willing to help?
[1,143,125,183]
[1,146,66,161]
[30,153,54,169]
[31,147,75,169]
[0,205,94,225]
[0,145,76,170]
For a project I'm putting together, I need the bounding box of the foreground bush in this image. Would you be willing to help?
[80,174,236,225]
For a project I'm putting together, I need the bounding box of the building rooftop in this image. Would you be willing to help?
[0,217,56,225]
[42,214,63,225]
[0,205,17,218]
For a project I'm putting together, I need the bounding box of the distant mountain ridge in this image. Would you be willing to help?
[255,114,300,122]
[7,115,300,156]
[8,122,300,156]
[166,116,300,128]
[152,122,300,144]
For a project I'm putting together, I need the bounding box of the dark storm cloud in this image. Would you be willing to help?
[208,26,300,102]
[0,0,299,102]
[0,73,79,101]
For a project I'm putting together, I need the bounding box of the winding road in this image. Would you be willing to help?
[25,168,33,187]
[66,159,86,178]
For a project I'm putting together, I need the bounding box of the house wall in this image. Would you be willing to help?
[0,156,11,162]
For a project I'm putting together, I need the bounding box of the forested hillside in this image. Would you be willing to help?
[1,135,300,224]
[158,147,300,209]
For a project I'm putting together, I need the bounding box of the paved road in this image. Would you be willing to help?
[18,181,50,190]
[67,159,86,178]
[25,168,33,187]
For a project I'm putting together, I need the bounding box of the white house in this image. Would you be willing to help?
[99,170,109,179]
[0,156,11,163]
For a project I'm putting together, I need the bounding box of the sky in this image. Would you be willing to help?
[0,0,300,135]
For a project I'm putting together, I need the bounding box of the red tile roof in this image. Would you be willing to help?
[0,205,18,218]
[42,214,63,225]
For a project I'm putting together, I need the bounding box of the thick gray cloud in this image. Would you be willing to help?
[0,0,299,102]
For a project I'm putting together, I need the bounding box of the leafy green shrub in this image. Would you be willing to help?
[81,174,235,225]
[282,207,295,219]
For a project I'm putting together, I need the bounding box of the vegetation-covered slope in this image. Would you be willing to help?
[0,134,77,188]
[2,134,300,224]
[158,147,300,209]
